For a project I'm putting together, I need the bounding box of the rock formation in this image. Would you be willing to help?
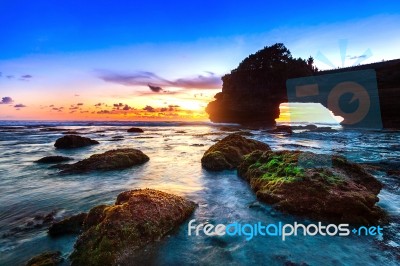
[238,150,386,224]
[70,189,196,266]
[56,148,149,174]
[206,43,314,126]
[35,156,73,164]
[201,134,271,171]
[54,135,99,149]
[206,43,400,129]
[48,213,87,237]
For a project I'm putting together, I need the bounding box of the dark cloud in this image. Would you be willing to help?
[14,104,27,108]
[75,94,80,97]
[97,70,221,90]
[97,110,111,114]
[49,105,54,107]
[0,97,13,104]
[123,104,132,111]
[143,105,155,112]
[148,84,163,92]
[95,103,102,107]
[69,106,79,110]
[6,75,14,79]
[21,75,32,79]
[160,107,168,112]
[77,103,84,106]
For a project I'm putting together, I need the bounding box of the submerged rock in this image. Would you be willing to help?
[219,126,240,132]
[70,189,196,266]
[267,125,293,134]
[201,133,271,171]
[127,127,144,133]
[35,156,73,164]
[238,150,385,224]
[26,251,63,266]
[54,135,99,149]
[48,213,87,237]
[308,126,337,133]
[58,149,149,174]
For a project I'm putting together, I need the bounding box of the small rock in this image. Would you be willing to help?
[267,125,293,134]
[62,131,80,135]
[54,135,99,149]
[59,148,149,174]
[36,156,73,164]
[49,213,87,237]
[219,126,240,132]
[127,127,144,133]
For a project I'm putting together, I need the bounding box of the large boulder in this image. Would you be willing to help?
[26,251,63,266]
[54,135,99,149]
[58,149,149,174]
[238,150,386,224]
[70,189,196,266]
[48,213,87,237]
[201,134,271,171]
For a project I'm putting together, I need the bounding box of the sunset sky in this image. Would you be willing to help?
[1,1,400,122]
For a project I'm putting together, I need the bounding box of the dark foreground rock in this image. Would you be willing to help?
[48,213,87,237]
[36,156,73,164]
[70,189,196,266]
[54,135,99,149]
[58,149,149,174]
[26,251,63,266]
[127,127,144,133]
[238,150,386,224]
[201,134,271,171]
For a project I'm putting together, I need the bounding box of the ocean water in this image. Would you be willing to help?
[0,121,399,266]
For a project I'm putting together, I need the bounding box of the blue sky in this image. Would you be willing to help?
[0,1,399,120]
[1,0,399,59]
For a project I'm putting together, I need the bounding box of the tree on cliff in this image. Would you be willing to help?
[206,43,317,125]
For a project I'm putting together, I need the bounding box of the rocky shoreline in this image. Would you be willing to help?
[25,129,392,265]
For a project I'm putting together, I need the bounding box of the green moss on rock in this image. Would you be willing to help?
[238,150,385,224]
[201,133,271,171]
[70,189,196,266]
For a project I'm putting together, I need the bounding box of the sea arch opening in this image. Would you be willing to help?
[276,102,344,125]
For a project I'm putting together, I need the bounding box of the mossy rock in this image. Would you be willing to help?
[238,150,386,224]
[70,189,196,266]
[201,133,271,171]
[26,251,63,266]
[58,149,149,174]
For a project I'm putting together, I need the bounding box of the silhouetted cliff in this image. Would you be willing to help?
[206,43,400,129]
[206,43,315,126]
